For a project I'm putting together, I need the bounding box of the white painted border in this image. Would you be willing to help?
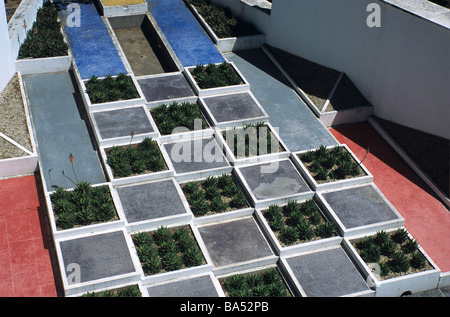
[184,0,266,53]
[89,105,159,148]
[315,183,405,238]
[344,228,441,297]
[68,280,147,297]
[55,227,142,296]
[291,144,373,192]
[45,182,126,240]
[215,121,290,167]
[97,0,148,17]
[183,61,250,97]
[199,90,269,130]
[113,177,194,233]
[234,158,315,209]
[100,138,175,186]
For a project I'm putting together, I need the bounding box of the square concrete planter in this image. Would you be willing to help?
[235,158,314,209]
[185,0,266,52]
[45,182,126,240]
[97,0,148,17]
[344,229,441,297]
[15,25,73,76]
[316,183,405,238]
[215,122,290,167]
[196,215,278,276]
[161,135,232,183]
[146,271,225,297]
[279,241,375,297]
[100,138,174,186]
[199,91,269,129]
[150,100,215,144]
[254,197,342,257]
[56,228,142,296]
[178,171,254,226]
[114,178,193,232]
[291,144,373,192]
[184,61,250,97]
[76,71,146,113]
[131,222,213,286]
[90,105,159,147]
[70,281,147,297]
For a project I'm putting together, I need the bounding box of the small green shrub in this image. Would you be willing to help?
[410,251,427,269]
[106,138,166,178]
[360,244,381,263]
[151,101,208,135]
[389,252,410,273]
[85,73,139,104]
[133,226,204,275]
[51,183,116,229]
[392,228,408,244]
[191,62,242,89]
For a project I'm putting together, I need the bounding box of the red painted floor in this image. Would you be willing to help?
[0,174,60,297]
[330,123,450,273]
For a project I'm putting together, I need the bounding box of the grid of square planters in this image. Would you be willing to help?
[44,1,440,298]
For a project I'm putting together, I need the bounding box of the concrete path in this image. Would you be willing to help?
[23,72,106,191]
[56,2,127,79]
[224,50,337,153]
[147,0,225,67]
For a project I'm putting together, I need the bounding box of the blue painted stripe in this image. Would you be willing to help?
[147,0,224,67]
[57,2,127,79]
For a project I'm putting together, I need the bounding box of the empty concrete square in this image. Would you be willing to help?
[137,73,195,103]
[147,275,219,297]
[197,217,274,268]
[286,246,370,297]
[322,185,401,229]
[116,179,188,223]
[93,107,154,140]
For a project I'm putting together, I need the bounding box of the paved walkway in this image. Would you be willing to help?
[0,175,60,296]
[56,2,127,79]
[330,123,450,273]
[147,0,225,66]
[225,50,337,152]
[23,72,106,191]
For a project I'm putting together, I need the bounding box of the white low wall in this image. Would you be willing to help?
[0,1,16,93]
[266,0,450,140]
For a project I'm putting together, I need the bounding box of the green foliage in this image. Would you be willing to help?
[85,74,139,104]
[133,226,203,275]
[18,2,68,59]
[410,251,427,269]
[279,226,299,245]
[223,268,289,297]
[151,102,208,135]
[182,174,248,216]
[106,138,166,178]
[300,145,363,182]
[392,228,409,244]
[360,244,381,263]
[389,252,410,273]
[51,184,116,229]
[402,239,419,254]
[191,62,242,89]
[189,0,259,38]
[314,222,336,238]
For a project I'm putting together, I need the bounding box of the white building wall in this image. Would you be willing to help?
[0,1,16,93]
[266,0,450,139]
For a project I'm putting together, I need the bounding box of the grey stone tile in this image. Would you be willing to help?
[286,246,370,297]
[322,185,400,229]
[117,179,188,223]
[59,231,135,284]
[198,217,274,268]
[137,73,195,102]
[147,275,219,297]
[93,107,154,140]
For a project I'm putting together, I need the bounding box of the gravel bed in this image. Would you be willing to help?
[0,73,33,159]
